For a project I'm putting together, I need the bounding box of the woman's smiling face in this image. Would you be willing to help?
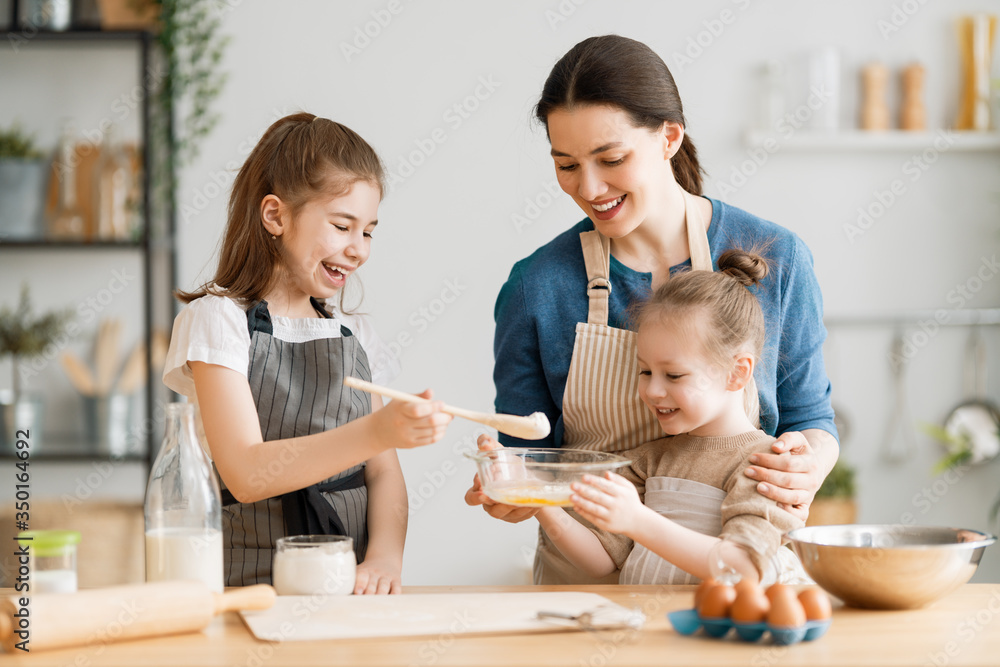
[547,104,678,238]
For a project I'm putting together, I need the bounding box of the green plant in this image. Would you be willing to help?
[149,0,230,217]
[815,459,856,500]
[0,124,43,159]
[922,421,1000,527]
[921,422,974,474]
[0,285,72,402]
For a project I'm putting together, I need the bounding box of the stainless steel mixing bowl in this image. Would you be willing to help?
[786,525,996,609]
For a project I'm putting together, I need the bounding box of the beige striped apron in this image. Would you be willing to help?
[621,478,725,585]
[533,190,714,585]
[620,477,810,585]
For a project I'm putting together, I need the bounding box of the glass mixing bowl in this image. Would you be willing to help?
[465,448,631,507]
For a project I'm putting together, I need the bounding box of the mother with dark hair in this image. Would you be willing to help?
[465,35,840,584]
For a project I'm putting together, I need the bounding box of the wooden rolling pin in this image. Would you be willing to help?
[344,376,551,440]
[0,581,275,653]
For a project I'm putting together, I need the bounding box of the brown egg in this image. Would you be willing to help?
[734,577,763,598]
[764,582,794,603]
[731,592,770,623]
[731,579,769,623]
[693,577,720,610]
[698,583,736,619]
[798,588,832,621]
[766,588,807,628]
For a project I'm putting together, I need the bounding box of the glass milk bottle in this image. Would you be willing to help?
[144,403,223,592]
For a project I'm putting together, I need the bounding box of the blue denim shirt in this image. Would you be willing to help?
[493,197,837,447]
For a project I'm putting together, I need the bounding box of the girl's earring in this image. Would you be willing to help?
[271,234,277,240]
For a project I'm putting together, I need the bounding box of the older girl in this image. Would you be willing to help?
[164,113,452,594]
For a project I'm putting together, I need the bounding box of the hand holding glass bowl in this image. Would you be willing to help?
[464,447,631,508]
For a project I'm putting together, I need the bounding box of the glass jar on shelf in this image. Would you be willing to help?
[48,121,85,240]
[94,122,134,241]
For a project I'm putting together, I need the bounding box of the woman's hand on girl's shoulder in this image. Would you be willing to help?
[370,388,452,449]
[743,429,837,521]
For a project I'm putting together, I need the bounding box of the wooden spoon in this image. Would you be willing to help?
[343,376,551,440]
[93,318,122,396]
[151,328,169,369]
[115,340,146,395]
[59,352,96,396]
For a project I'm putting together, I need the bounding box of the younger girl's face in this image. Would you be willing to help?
[279,180,380,301]
[546,104,677,239]
[636,315,736,437]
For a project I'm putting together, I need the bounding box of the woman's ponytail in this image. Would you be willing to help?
[672,135,704,196]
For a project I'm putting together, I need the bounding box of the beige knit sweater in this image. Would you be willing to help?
[594,430,804,578]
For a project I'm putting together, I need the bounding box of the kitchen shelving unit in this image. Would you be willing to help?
[0,28,176,469]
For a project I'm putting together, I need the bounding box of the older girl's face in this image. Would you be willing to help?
[277,180,380,301]
[547,104,680,238]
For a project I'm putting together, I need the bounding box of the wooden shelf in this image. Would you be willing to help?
[743,129,1000,152]
[0,436,146,462]
[0,239,144,250]
[0,29,152,43]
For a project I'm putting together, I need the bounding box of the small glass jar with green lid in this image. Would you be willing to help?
[17,530,81,594]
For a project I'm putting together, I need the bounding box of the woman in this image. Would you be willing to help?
[465,35,839,585]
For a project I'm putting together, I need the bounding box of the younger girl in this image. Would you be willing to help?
[163,112,452,594]
[535,249,805,584]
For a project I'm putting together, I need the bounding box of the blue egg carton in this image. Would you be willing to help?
[667,608,831,645]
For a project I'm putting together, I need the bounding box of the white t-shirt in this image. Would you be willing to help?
[162,294,400,455]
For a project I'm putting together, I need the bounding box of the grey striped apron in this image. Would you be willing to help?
[219,297,372,586]
[534,190,714,585]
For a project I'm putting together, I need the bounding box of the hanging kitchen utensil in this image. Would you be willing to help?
[940,326,1000,466]
[881,332,916,463]
[826,331,851,447]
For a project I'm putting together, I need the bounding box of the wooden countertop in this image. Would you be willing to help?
[4,584,1000,666]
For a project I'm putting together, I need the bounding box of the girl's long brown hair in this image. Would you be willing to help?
[534,35,705,195]
[176,112,385,307]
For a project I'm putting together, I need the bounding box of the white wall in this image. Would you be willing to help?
[4,0,1000,585]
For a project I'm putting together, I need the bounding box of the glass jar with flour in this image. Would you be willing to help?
[272,535,356,596]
